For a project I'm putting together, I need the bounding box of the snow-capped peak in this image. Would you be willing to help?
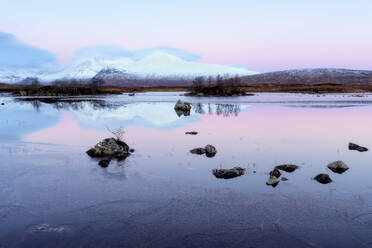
[0,50,258,83]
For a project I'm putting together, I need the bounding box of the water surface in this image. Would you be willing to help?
[1,92,372,247]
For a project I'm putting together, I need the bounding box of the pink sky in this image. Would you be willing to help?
[1,0,372,72]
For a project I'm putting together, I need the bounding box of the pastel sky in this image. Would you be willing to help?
[1,0,372,72]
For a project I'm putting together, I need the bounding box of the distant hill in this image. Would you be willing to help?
[241,69,372,85]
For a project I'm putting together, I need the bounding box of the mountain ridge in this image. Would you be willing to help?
[241,68,372,85]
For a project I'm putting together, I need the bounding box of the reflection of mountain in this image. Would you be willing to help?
[10,98,246,139]
[71,103,200,131]
[0,102,59,140]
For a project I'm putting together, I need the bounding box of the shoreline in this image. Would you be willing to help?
[2,83,372,95]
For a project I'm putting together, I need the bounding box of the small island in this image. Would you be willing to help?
[185,75,254,97]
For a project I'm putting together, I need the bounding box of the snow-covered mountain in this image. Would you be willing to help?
[0,51,257,83]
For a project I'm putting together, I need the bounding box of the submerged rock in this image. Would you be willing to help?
[327,160,349,174]
[205,144,217,157]
[269,168,281,178]
[190,148,205,155]
[128,93,135,96]
[349,142,368,152]
[98,159,111,168]
[266,176,280,187]
[314,174,332,184]
[185,131,198,135]
[275,164,299,173]
[86,138,130,159]
[174,100,191,117]
[212,167,246,179]
[281,177,288,181]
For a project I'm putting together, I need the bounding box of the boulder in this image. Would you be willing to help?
[86,138,130,159]
[327,160,349,174]
[314,174,332,184]
[185,131,198,135]
[205,144,217,157]
[266,176,279,187]
[269,168,281,178]
[275,164,299,173]
[212,167,246,179]
[174,100,191,117]
[349,142,368,152]
[174,100,191,111]
[190,148,205,155]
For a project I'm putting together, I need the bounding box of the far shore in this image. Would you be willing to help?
[2,83,372,95]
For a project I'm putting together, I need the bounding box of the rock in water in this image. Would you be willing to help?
[314,174,332,184]
[185,131,198,135]
[205,144,217,157]
[212,167,246,179]
[269,168,281,178]
[98,159,111,168]
[275,164,299,173]
[266,176,280,187]
[349,142,368,152]
[86,138,130,158]
[174,100,191,117]
[281,177,288,181]
[190,148,206,155]
[174,100,191,111]
[327,160,349,174]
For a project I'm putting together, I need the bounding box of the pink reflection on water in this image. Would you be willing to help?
[123,105,372,161]
[23,114,110,146]
[23,106,372,159]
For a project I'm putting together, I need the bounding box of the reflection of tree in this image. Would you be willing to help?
[192,103,205,114]
[15,98,111,111]
[192,103,241,117]
[31,100,41,112]
[215,104,241,117]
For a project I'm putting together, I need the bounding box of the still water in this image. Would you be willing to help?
[1,92,372,247]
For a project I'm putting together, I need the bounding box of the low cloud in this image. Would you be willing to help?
[72,45,200,62]
[0,32,58,71]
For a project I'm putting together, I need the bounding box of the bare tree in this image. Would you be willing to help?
[106,126,125,141]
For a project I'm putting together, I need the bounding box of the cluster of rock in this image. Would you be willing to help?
[312,142,368,184]
[86,138,134,167]
[174,100,191,117]
[84,100,369,189]
[190,145,217,158]
[266,164,299,187]
[313,160,350,184]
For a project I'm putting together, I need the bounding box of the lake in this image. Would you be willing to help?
[1,92,372,247]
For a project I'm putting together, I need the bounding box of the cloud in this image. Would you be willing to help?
[0,32,58,71]
[73,45,133,61]
[131,46,200,62]
[72,45,200,62]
